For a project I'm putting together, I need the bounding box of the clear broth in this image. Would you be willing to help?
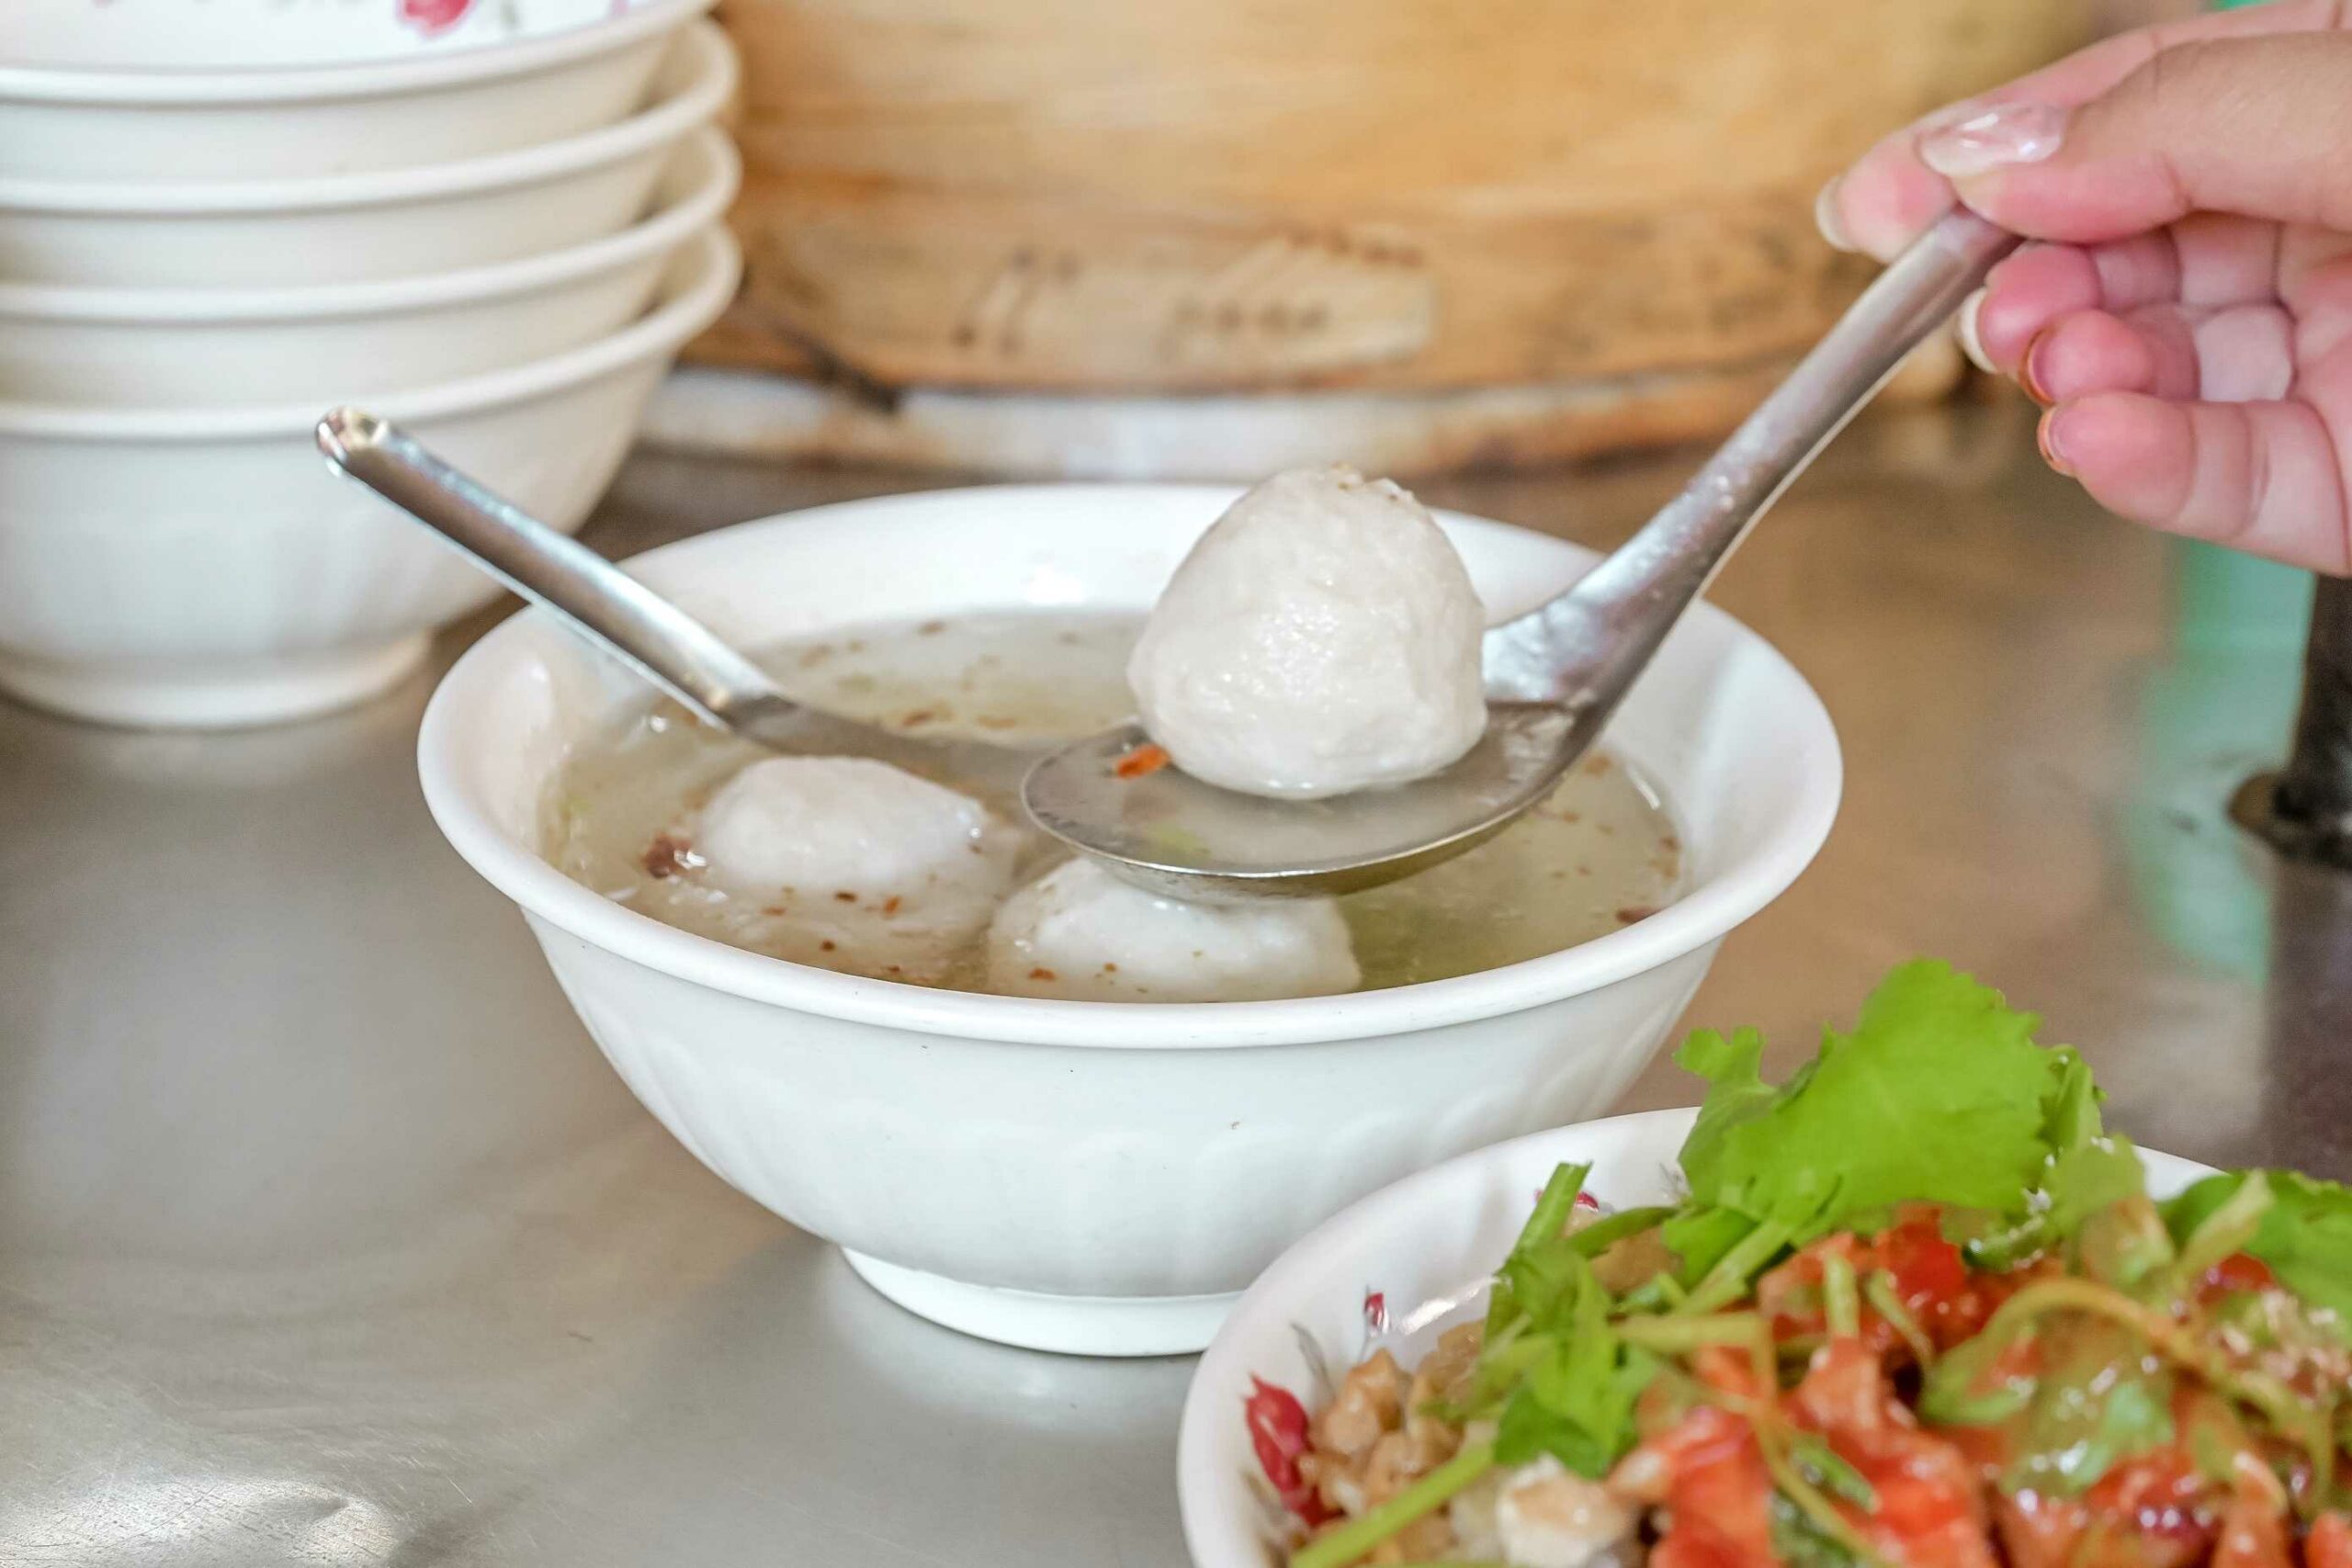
[543,613,1684,995]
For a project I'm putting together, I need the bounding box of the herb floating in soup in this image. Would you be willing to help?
[542,613,1682,998]
[1253,962,2352,1568]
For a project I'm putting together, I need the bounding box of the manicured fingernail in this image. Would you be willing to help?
[1814,176,1856,253]
[2019,327,2058,407]
[1919,101,2067,179]
[1955,288,1995,373]
[2037,406,2076,477]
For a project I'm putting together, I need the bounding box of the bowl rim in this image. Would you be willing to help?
[0,19,733,216]
[0,128,737,324]
[414,491,1845,1049]
[0,0,715,107]
[1173,1105,2220,1568]
[0,224,740,440]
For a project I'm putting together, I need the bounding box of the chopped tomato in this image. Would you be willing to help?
[1993,1447,2222,1568]
[1879,1213,1989,1348]
[2213,1481,2294,1568]
[1623,1403,1780,1568]
[2308,1513,2352,1568]
[2087,1447,2214,1545]
[1759,1233,1867,1344]
[1792,1340,1995,1568]
[2200,1253,2278,1298]
[1758,1216,1993,1359]
[1789,1336,1888,1434]
[1244,1377,1333,1526]
[1692,1342,1770,1402]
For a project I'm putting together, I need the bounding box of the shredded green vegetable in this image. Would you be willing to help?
[1275,961,2352,1568]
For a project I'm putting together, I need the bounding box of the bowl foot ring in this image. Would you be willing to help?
[0,635,431,730]
[842,1249,1240,1358]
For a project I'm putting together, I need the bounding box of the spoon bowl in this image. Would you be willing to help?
[1022,705,1583,901]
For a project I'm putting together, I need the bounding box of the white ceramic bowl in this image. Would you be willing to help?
[0,0,717,181]
[414,487,1842,1357]
[0,20,735,288]
[0,129,737,407]
[1177,1108,2218,1568]
[0,226,740,730]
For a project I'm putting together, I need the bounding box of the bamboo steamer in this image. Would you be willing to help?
[683,0,2093,474]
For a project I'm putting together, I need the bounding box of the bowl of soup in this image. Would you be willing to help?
[415,484,1841,1356]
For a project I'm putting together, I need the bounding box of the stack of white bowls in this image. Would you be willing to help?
[0,0,741,728]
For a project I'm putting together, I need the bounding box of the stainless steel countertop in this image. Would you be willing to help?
[4,398,2342,1566]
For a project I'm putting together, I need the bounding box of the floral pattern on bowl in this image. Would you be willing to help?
[1234,1188,1611,1557]
[19,0,676,73]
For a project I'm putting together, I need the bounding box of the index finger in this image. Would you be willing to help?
[1822,0,2352,261]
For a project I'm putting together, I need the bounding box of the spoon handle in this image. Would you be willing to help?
[1485,209,2021,698]
[315,407,789,728]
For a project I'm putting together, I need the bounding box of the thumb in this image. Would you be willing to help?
[1921,31,2352,245]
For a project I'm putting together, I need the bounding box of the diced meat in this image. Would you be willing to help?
[1616,1403,1777,1568]
[1495,1455,1635,1568]
[1314,1349,1407,1461]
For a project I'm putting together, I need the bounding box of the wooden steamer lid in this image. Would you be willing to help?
[667,0,2090,476]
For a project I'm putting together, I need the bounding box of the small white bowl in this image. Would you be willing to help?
[0,128,738,407]
[1176,1108,2218,1568]
[0,0,716,181]
[0,226,740,730]
[414,486,1841,1358]
[0,19,736,288]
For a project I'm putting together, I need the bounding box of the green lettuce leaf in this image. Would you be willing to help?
[1963,1047,2148,1271]
[2164,1169,2352,1342]
[2037,1049,2147,1235]
[1675,1025,1776,1206]
[1674,960,2098,1241]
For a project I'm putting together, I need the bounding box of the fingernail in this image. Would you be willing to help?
[1814,176,1856,254]
[1918,101,2067,180]
[2019,327,2058,407]
[2037,406,2076,477]
[1955,288,1995,373]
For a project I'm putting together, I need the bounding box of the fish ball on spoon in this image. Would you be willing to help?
[1126,466,1488,799]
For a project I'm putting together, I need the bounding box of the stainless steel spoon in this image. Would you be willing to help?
[314,409,1034,797]
[1023,210,2019,900]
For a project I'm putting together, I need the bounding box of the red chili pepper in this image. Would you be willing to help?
[2202,1252,2277,1296]
[1878,1214,1974,1341]
[1113,743,1171,779]
[1575,1189,1602,1212]
[2308,1512,2352,1568]
[1245,1377,1334,1526]
[1363,1291,1387,1333]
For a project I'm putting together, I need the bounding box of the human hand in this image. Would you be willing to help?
[1819,2,2352,572]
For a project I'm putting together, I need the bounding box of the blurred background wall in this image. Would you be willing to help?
[660,0,2180,475]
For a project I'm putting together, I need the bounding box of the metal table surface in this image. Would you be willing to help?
[4,398,2345,1567]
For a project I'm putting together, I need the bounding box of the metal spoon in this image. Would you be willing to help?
[1023,210,2021,900]
[313,409,1034,797]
